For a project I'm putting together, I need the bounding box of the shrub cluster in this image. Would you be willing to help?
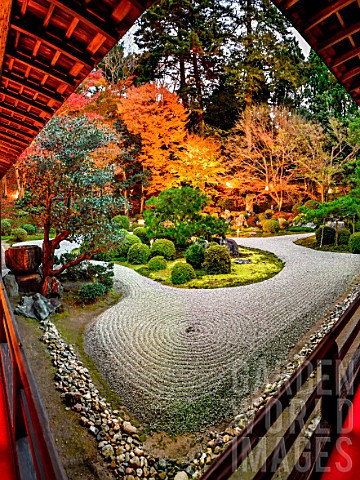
[185,244,205,269]
[304,199,319,210]
[349,232,360,253]
[151,239,176,260]
[278,218,289,230]
[115,233,141,258]
[315,226,335,245]
[78,283,107,303]
[338,228,351,246]
[11,228,28,242]
[21,223,36,235]
[202,245,231,275]
[112,215,130,231]
[1,219,12,236]
[133,227,148,243]
[171,262,196,285]
[127,243,150,264]
[262,219,280,233]
[148,256,167,271]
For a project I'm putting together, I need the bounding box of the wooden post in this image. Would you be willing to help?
[322,343,340,436]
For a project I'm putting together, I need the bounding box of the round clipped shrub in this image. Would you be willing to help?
[148,255,167,271]
[202,245,231,275]
[79,283,107,303]
[258,213,268,226]
[304,199,319,210]
[11,228,28,242]
[21,223,36,235]
[171,262,196,285]
[112,215,130,231]
[127,243,151,265]
[338,228,351,246]
[1,219,12,236]
[115,233,141,257]
[151,239,176,260]
[133,226,148,243]
[265,209,273,218]
[185,244,205,269]
[315,226,335,245]
[262,219,280,233]
[349,232,360,253]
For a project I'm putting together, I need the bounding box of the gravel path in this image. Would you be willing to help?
[80,234,360,432]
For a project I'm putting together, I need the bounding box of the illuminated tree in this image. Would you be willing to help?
[117,82,189,211]
[226,105,302,211]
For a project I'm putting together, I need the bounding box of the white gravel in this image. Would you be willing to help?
[82,235,360,431]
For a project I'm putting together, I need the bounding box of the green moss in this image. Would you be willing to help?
[116,246,283,289]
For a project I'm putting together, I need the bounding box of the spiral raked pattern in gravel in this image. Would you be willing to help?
[84,234,360,433]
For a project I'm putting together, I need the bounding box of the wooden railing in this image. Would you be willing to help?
[201,293,360,480]
[0,278,67,480]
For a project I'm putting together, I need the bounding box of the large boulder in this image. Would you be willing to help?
[15,293,61,321]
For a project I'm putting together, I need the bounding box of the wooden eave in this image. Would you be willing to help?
[273,0,360,107]
[0,0,155,178]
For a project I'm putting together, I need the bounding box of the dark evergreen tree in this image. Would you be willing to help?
[134,0,236,133]
[299,50,358,127]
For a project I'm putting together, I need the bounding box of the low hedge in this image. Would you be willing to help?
[349,232,360,253]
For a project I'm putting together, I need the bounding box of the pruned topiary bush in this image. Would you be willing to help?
[202,245,231,275]
[127,243,151,265]
[338,228,351,246]
[112,215,130,231]
[151,239,176,260]
[171,262,196,285]
[315,226,335,245]
[185,244,205,269]
[262,219,280,233]
[133,227,148,243]
[78,283,107,303]
[21,223,36,235]
[148,255,167,271]
[1,219,12,236]
[115,233,141,258]
[11,227,28,242]
[349,232,360,253]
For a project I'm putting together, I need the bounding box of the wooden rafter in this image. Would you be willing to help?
[0,131,29,146]
[304,0,354,33]
[318,20,360,52]
[48,0,118,43]
[342,65,360,83]
[11,20,94,68]
[0,121,33,140]
[0,88,55,115]
[331,45,360,68]
[0,103,46,125]
[0,112,39,133]
[5,50,76,87]
[1,74,65,103]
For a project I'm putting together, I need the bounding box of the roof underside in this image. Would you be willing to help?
[273,0,360,106]
[0,1,360,179]
[0,0,154,178]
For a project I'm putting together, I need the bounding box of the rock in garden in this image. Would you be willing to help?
[122,421,137,434]
[101,444,114,458]
[15,273,42,293]
[14,295,37,319]
[174,472,189,480]
[3,273,19,297]
[43,276,64,298]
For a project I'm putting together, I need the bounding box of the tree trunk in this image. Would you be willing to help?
[2,175,7,198]
[245,194,255,213]
[15,166,24,200]
[192,50,204,135]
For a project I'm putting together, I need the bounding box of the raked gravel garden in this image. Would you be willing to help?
[12,233,360,479]
[84,234,360,433]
